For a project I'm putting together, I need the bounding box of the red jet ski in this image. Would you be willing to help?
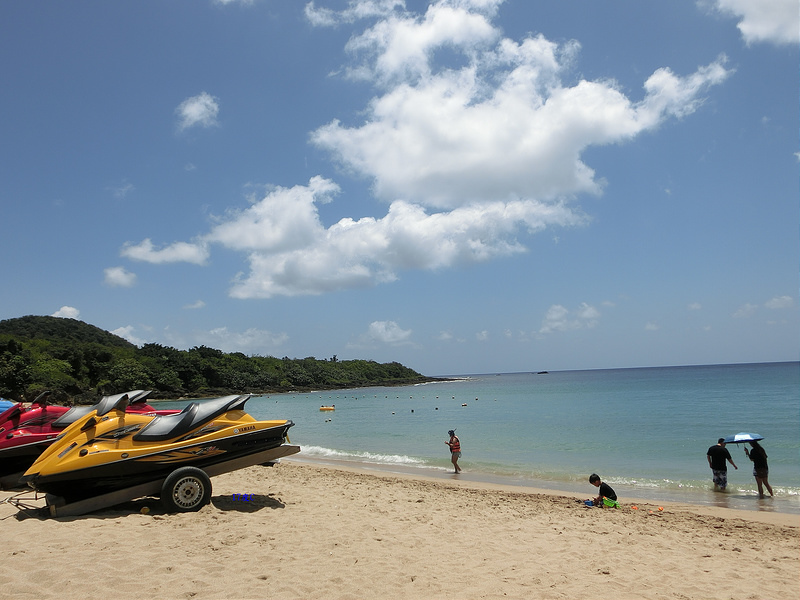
[0,390,175,488]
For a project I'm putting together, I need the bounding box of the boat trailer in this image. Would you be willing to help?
[3,444,300,518]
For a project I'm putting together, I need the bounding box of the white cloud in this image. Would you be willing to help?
[688,302,702,310]
[112,325,146,346]
[223,182,584,298]
[176,92,220,131]
[51,306,80,319]
[645,322,660,331]
[128,2,732,299]
[183,300,206,310]
[312,2,730,210]
[108,180,134,200]
[476,330,489,341]
[540,302,600,334]
[764,295,793,309]
[121,239,209,265]
[194,327,289,354]
[205,176,339,253]
[104,266,137,287]
[363,320,413,344]
[575,302,600,324]
[733,303,758,318]
[710,0,799,45]
[340,1,502,83]
[305,0,404,27]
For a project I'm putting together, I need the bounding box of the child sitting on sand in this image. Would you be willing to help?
[589,473,618,507]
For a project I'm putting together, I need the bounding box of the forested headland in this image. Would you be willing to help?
[0,316,439,404]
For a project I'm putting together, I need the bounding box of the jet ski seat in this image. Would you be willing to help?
[95,391,136,417]
[127,390,152,405]
[1,404,23,422]
[50,390,134,429]
[51,390,147,430]
[51,406,94,429]
[133,395,249,443]
[133,403,199,442]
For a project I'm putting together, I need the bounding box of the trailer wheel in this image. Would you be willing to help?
[161,467,212,512]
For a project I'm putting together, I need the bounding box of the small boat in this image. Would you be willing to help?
[319,405,335,411]
[20,393,296,513]
[0,390,176,488]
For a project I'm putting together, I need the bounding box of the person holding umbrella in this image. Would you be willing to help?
[723,433,773,499]
[744,441,774,498]
[706,438,737,491]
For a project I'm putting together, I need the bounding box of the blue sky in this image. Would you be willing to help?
[1,0,797,375]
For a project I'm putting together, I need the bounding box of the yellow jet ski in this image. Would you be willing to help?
[20,393,296,513]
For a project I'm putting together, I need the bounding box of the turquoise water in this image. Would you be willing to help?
[154,362,800,514]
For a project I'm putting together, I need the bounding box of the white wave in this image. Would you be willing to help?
[301,445,428,466]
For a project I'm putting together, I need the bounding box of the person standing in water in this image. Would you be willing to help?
[744,441,774,498]
[707,438,737,491]
[446,429,462,473]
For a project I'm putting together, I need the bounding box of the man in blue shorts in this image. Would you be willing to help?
[706,438,737,491]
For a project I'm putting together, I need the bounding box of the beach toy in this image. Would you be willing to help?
[140,506,150,515]
[631,505,638,510]
[658,507,664,511]
[584,500,594,507]
[602,497,619,508]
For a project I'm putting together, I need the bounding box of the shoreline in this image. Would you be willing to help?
[287,456,799,527]
[287,454,800,520]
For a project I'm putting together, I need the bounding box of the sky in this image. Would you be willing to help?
[1,0,798,376]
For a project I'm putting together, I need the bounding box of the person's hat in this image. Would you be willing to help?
[448,430,455,436]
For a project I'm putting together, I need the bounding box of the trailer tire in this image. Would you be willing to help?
[161,467,212,512]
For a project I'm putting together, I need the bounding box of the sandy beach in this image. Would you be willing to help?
[1,460,797,600]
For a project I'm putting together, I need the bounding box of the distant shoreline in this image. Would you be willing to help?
[158,376,457,402]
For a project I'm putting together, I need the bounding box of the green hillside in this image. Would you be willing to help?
[0,315,135,348]
[0,315,435,404]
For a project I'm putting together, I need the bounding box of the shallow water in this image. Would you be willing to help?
[153,362,800,514]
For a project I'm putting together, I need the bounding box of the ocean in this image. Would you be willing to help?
[153,362,800,514]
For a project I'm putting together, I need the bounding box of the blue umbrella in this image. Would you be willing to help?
[723,432,764,444]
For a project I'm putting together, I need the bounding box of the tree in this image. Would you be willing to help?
[0,316,434,401]
[0,348,31,399]
[106,358,154,392]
